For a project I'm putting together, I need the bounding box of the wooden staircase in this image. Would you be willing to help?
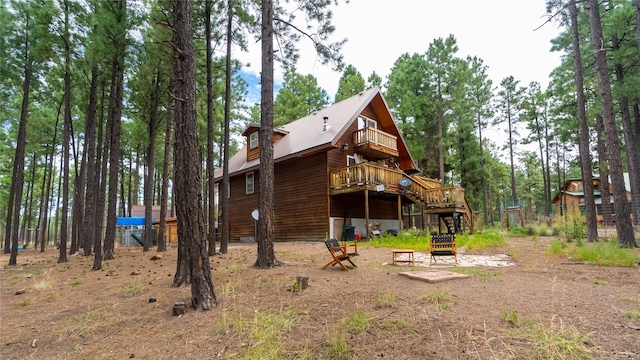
[403,175,475,234]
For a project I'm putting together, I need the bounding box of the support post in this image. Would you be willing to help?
[397,194,402,231]
[365,189,370,239]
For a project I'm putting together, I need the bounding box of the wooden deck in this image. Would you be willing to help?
[329,164,474,232]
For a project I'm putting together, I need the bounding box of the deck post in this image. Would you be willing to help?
[397,194,402,231]
[365,188,370,239]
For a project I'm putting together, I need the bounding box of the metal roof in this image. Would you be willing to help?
[214,87,416,179]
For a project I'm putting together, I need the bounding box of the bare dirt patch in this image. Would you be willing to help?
[1,237,639,359]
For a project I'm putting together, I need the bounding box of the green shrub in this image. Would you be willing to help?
[548,238,640,266]
[570,239,640,266]
[559,215,587,242]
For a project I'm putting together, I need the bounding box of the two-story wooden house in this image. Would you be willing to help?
[214,87,473,242]
[553,174,631,221]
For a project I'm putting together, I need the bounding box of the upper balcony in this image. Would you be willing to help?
[352,127,399,160]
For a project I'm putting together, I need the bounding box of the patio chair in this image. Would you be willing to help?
[322,238,358,271]
[429,234,457,265]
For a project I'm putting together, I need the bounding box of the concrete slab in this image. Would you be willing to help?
[390,250,514,268]
[399,270,470,283]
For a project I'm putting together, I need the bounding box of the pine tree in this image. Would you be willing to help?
[274,68,329,126]
[587,0,636,247]
[171,0,217,310]
[494,76,526,206]
[334,64,365,102]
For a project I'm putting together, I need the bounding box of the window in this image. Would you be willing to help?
[249,132,259,149]
[246,172,254,194]
[358,116,377,130]
[347,155,356,166]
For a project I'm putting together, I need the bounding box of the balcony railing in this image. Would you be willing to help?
[330,163,404,189]
[353,128,398,155]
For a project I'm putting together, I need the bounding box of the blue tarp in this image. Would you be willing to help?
[116,217,150,226]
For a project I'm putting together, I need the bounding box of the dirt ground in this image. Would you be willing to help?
[1,236,639,360]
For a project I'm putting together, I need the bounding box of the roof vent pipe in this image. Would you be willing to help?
[322,116,330,132]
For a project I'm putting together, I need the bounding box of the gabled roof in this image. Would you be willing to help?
[214,87,417,179]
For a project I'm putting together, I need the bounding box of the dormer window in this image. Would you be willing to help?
[250,132,259,149]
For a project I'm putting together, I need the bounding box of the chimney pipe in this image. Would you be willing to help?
[322,116,330,132]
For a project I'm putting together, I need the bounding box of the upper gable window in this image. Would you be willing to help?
[358,116,377,130]
[249,132,259,149]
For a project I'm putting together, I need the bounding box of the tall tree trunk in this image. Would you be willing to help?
[3,169,15,254]
[53,153,63,247]
[93,82,108,270]
[568,1,598,242]
[70,118,87,255]
[507,108,517,205]
[120,165,126,217]
[631,102,640,225]
[205,0,217,256]
[102,0,127,262]
[543,112,552,218]
[22,154,36,248]
[102,54,124,262]
[588,0,636,247]
[58,2,71,263]
[36,100,60,251]
[127,155,133,215]
[609,24,640,226]
[478,113,488,225]
[555,141,563,216]
[533,104,550,218]
[220,1,233,255]
[134,144,141,206]
[8,35,31,265]
[596,115,613,226]
[171,0,217,311]
[437,91,445,187]
[157,79,174,253]
[82,66,99,256]
[4,174,15,254]
[144,69,161,252]
[255,0,281,269]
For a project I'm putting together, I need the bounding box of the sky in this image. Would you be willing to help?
[237,0,565,104]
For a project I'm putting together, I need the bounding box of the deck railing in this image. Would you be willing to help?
[406,184,466,208]
[330,164,466,206]
[330,163,404,189]
[353,127,398,152]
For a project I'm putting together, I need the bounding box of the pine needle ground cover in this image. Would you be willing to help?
[1,236,639,359]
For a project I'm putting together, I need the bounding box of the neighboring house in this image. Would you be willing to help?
[214,87,473,242]
[552,174,631,220]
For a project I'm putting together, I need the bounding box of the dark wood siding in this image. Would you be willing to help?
[327,120,358,171]
[273,152,328,241]
[224,172,260,241]
[223,151,329,242]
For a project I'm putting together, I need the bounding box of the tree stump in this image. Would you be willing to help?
[294,276,309,292]
[173,302,187,316]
